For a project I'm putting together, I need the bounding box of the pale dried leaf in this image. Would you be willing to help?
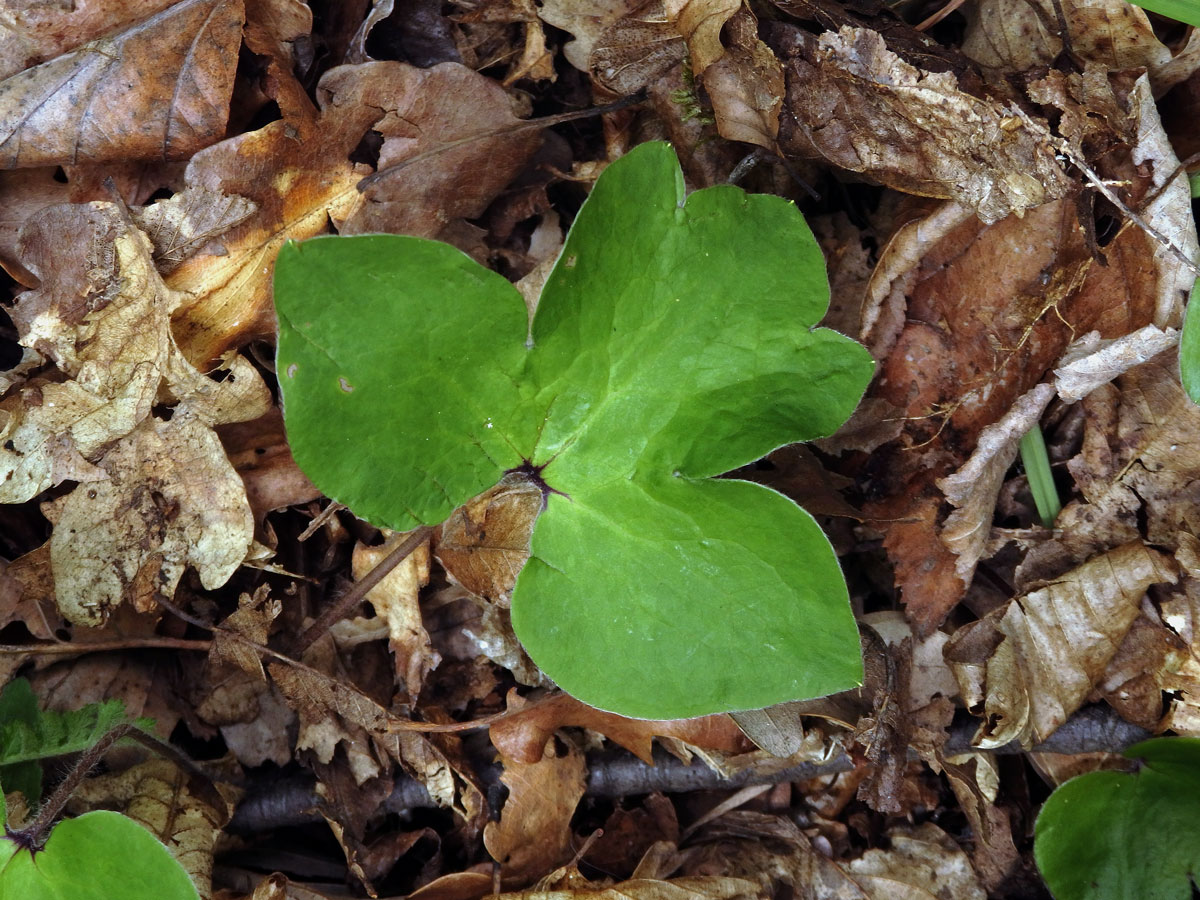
[947,542,1177,749]
[220,683,297,767]
[962,0,1171,73]
[860,611,960,709]
[0,0,244,168]
[1126,75,1198,330]
[537,0,650,71]
[45,413,256,625]
[484,738,587,882]
[781,26,1072,223]
[351,530,435,701]
[588,1,686,95]
[1161,535,1200,735]
[938,383,1056,582]
[1054,325,1180,401]
[435,471,543,605]
[847,822,986,900]
[132,186,257,273]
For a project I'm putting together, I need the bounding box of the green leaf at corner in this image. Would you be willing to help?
[0,811,199,900]
[1183,278,1200,404]
[1034,737,1200,900]
[276,141,874,718]
[1132,0,1200,26]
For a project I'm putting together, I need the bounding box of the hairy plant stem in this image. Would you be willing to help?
[6,723,226,853]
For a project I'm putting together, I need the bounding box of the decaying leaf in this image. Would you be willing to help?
[4,202,269,624]
[0,0,244,168]
[0,0,178,81]
[663,0,738,75]
[484,737,587,883]
[777,25,1072,223]
[131,186,257,274]
[42,414,257,625]
[698,6,783,150]
[962,0,1171,75]
[947,541,1177,749]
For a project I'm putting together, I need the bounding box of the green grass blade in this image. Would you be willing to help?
[1020,425,1060,528]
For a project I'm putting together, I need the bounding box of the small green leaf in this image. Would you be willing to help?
[1034,737,1200,900]
[276,142,874,718]
[1132,0,1200,26]
[0,811,200,900]
[1182,278,1200,404]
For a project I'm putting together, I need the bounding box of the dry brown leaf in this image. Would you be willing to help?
[1054,325,1180,402]
[0,0,244,168]
[777,26,1072,223]
[352,530,436,701]
[683,813,981,899]
[219,407,322,521]
[962,0,1171,74]
[489,691,750,765]
[219,683,297,767]
[940,755,1021,892]
[855,70,1194,631]
[0,0,178,81]
[1039,350,1200,570]
[66,758,231,900]
[699,6,783,150]
[663,0,738,74]
[588,2,687,96]
[1161,535,1200,735]
[5,203,268,623]
[43,414,257,624]
[165,60,540,364]
[537,0,654,72]
[484,737,587,884]
[435,471,543,605]
[946,541,1177,749]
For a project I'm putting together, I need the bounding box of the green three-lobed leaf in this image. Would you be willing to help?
[275,142,874,718]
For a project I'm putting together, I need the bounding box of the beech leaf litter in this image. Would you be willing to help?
[0,1,1197,898]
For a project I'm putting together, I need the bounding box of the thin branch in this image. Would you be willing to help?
[1013,106,1200,280]
[356,92,647,193]
[289,525,434,656]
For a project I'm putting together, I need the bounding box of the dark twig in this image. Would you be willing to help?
[356,92,648,193]
[227,705,1153,833]
[289,525,434,656]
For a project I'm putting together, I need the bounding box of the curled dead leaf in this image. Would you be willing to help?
[946,541,1177,749]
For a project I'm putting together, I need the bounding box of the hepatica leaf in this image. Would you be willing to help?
[275,142,874,718]
[0,811,200,900]
[1034,737,1200,900]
